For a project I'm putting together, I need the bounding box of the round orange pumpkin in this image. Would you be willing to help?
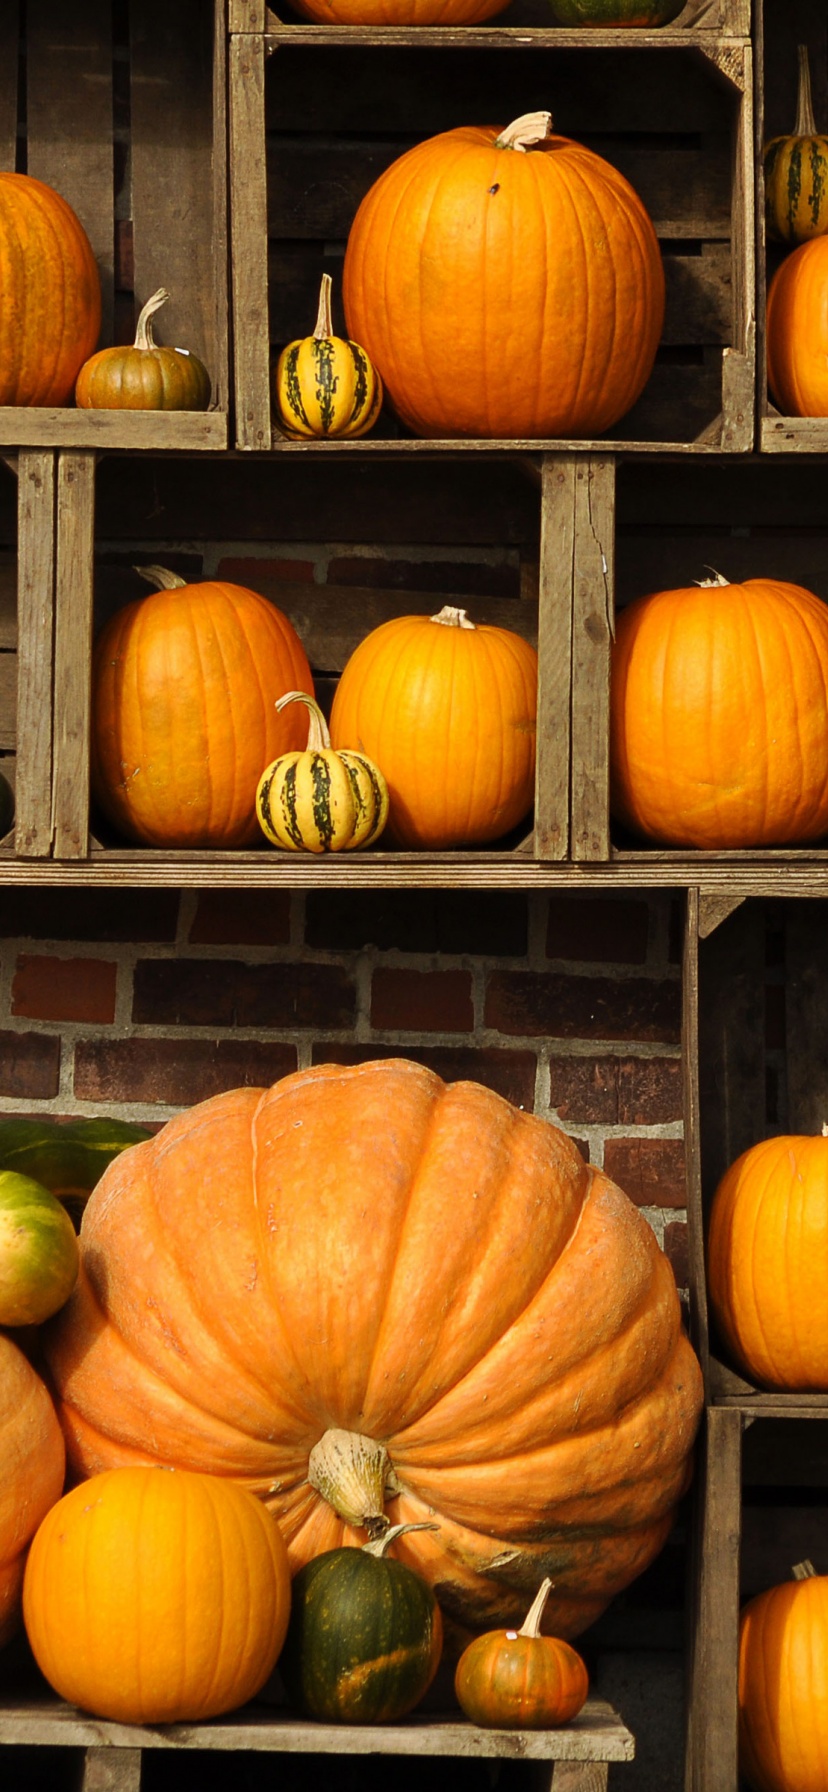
[290,0,509,21]
[342,111,664,439]
[45,1059,703,1639]
[738,1562,828,1792]
[708,1131,828,1390]
[610,574,828,848]
[454,1578,589,1729]
[767,236,828,416]
[91,567,313,848]
[0,1331,65,1648]
[23,1465,291,1722]
[329,605,538,848]
[0,173,101,406]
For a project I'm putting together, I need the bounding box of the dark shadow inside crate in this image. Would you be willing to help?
[265,44,737,447]
[0,459,17,850]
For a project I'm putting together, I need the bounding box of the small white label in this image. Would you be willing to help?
[505,1631,518,1640]
[174,347,191,357]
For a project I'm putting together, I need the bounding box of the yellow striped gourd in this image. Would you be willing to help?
[765,46,828,245]
[273,274,383,439]
[256,692,389,853]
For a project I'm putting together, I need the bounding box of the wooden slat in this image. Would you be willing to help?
[683,889,710,1384]
[698,900,766,1201]
[0,1,18,172]
[0,557,15,649]
[785,905,828,1135]
[256,585,536,673]
[721,39,755,450]
[212,0,231,417]
[534,457,574,862]
[230,0,267,25]
[685,1408,742,1792]
[26,0,114,348]
[52,453,95,862]
[230,34,272,450]
[14,452,55,859]
[570,460,614,864]
[0,657,15,749]
[81,1750,142,1792]
[5,858,828,892]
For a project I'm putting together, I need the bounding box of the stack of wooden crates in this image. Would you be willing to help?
[3,1,828,1788]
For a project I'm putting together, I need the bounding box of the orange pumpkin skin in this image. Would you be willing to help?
[0,1332,65,1648]
[0,174,101,406]
[455,1589,589,1729]
[45,1060,703,1639]
[329,607,538,848]
[738,1573,828,1792]
[23,1465,291,1723]
[91,574,314,848]
[767,238,828,416]
[708,1134,828,1390]
[342,121,664,439]
[610,578,828,849]
[291,0,509,21]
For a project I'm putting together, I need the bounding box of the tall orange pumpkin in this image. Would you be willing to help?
[0,1331,65,1647]
[342,112,664,439]
[91,568,314,848]
[45,1059,703,1638]
[767,236,828,415]
[611,575,828,848]
[739,1563,828,1792]
[0,174,101,406]
[708,1131,828,1390]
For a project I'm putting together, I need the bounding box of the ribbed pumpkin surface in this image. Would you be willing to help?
[611,578,828,848]
[280,1545,442,1722]
[46,1059,703,1637]
[0,1333,65,1648]
[91,579,313,848]
[767,238,828,415]
[291,0,509,19]
[547,0,684,20]
[342,125,664,439]
[739,1575,828,1792]
[0,173,101,406]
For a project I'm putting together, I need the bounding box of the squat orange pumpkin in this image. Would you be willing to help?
[0,173,101,406]
[455,1578,589,1729]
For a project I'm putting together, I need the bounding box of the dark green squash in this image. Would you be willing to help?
[0,771,13,840]
[0,1117,152,1229]
[546,0,684,21]
[0,1170,79,1326]
[279,1524,443,1723]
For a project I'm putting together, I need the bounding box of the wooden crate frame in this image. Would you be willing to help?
[229,28,755,456]
[229,0,750,35]
[0,0,230,452]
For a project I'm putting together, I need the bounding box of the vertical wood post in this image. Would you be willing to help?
[685,1407,742,1792]
[721,41,755,452]
[570,459,615,862]
[534,455,574,861]
[52,452,96,861]
[230,32,272,450]
[15,452,56,858]
[81,1748,143,1791]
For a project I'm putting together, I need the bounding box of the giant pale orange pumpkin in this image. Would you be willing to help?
[45,1060,703,1637]
[0,174,101,406]
[767,236,828,416]
[0,1331,65,1647]
[342,111,664,439]
[708,1131,828,1390]
[91,567,313,848]
[739,1562,828,1792]
[611,574,828,848]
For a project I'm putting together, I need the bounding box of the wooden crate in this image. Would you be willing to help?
[231,0,750,28]
[229,26,754,455]
[0,0,229,452]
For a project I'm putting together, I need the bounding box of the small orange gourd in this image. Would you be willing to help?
[76,288,211,411]
[455,1579,589,1729]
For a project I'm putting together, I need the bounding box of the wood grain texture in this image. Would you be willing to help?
[686,1408,742,1792]
[0,410,228,450]
[15,452,55,859]
[230,34,272,449]
[535,457,574,862]
[81,1750,143,1792]
[4,857,828,891]
[52,453,95,861]
[212,0,230,416]
[0,1,18,172]
[230,0,267,25]
[570,460,614,864]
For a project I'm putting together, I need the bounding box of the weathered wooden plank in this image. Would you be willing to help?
[52,454,96,862]
[3,857,828,891]
[0,656,16,749]
[256,585,537,674]
[698,893,746,938]
[685,1408,742,1792]
[534,457,573,862]
[230,34,272,449]
[0,1,18,173]
[0,411,228,450]
[15,452,55,859]
[682,889,709,1384]
[761,417,828,452]
[230,0,267,24]
[212,0,230,417]
[26,0,114,348]
[785,905,828,1135]
[551,1767,608,1792]
[570,461,614,864]
[81,1750,143,1792]
[0,557,15,649]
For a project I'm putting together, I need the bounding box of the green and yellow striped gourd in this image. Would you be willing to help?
[765,46,828,245]
[0,1171,79,1326]
[256,691,389,853]
[0,1116,152,1228]
[273,274,383,439]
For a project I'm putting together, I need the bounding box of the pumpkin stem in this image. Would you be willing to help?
[363,1521,440,1559]
[276,690,330,750]
[430,605,476,629]
[518,1577,554,1639]
[308,1428,402,1539]
[134,564,188,591]
[795,46,818,138]
[695,570,730,588]
[134,288,171,352]
[792,1560,818,1580]
[494,112,553,153]
[313,274,334,341]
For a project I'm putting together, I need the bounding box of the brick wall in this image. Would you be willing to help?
[0,886,688,1288]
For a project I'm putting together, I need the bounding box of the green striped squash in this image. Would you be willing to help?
[0,771,13,839]
[0,1117,152,1228]
[765,47,828,245]
[546,0,684,21]
[256,692,389,854]
[279,1526,443,1724]
[274,273,382,440]
[0,1170,79,1326]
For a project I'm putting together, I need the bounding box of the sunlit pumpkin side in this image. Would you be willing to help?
[0,173,101,405]
[739,1562,828,1792]
[0,1333,65,1648]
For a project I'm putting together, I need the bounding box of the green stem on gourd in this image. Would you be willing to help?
[795,46,818,138]
[134,288,171,352]
[313,274,334,341]
[431,605,476,629]
[307,1427,403,1541]
[792,1560,818,1580]
[134,565,187,591]
[276,690,330,750]
[518,1577,554,1638]
[363,1521,440,1559]
[494,113,552,153]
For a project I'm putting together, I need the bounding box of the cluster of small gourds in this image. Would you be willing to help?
[764,47,828,418]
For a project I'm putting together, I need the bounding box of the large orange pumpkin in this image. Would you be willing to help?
[45,1060,703,1637]
[739,1562,828,1792]
[767,236,828,415]
[610,575,828,849]
[91,567,313,848]
[0,173,101,406]
[0,1331,65,1647]
[342,111,664,439]
[291,0,509,21]
[708,1131,828,1390]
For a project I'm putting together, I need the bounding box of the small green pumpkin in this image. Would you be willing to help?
[0,1170,79,1326]
[0,771,13,840]
[256,691,389,854]
[546,0,684,19]
[279,1523,443,1723]
[0,1117,152,1229]
[274,274,383,440]
[75,288,211,411]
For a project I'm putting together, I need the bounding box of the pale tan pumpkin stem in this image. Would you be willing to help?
[313,274,334,341]
[430,605,476,629]
[822,1124,828,1138]
[518,1577,554,1638]
[134,288,171,352]
[792,1560,818,1580]
[494,112,552,153]
[695,569,731,589]
[308,1428,402,1541]
[795,46,817,137]
[363,1522,440,1559]
[134,564,187,591]
[276,690,330,750]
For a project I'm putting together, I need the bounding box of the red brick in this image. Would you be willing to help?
[371,969,473,1033]
[0,890,179,943]
[546,897,649,966]
[74,1039,297,1106]
[189,892,291,946]
[216,557,315,585]
[305,891,527,956]
[603,1138,687,1209]
[12,956,117,1024]
[132,960,355,1029]
[548,1056,682,1125]
[0,1030,61,1099]
[311,1044,537,1109]
[663,1220,689,1290]
[325,556,520,598]
[485,971,681,1043]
